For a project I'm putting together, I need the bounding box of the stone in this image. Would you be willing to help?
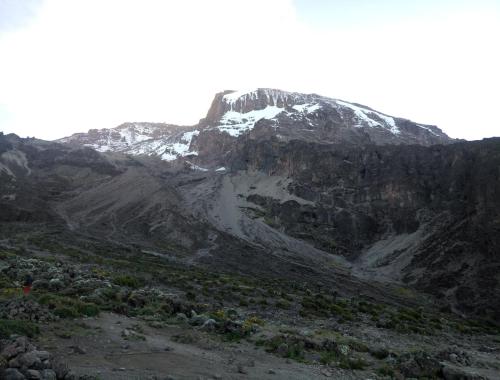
[9,357,21,368]
[200,318,217,331]
[442,365,485,380]
[237,363,247,374]
[62,371,77,380]
[25,369,41,379]
[40,369,57,380]
[2,368,26,380]
[41,360,51,370]
[19,352,41,369]
[189,314,209,326]
[2,345,21,360]
[51,359,69,379]
[15,336,30,352]
[321,369,333,377]
[69,346,86,355]
[32,351,50,361]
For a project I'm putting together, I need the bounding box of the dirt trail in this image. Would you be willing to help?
[38,313,348,380]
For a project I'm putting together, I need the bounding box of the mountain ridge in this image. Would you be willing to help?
[57,88,455,162]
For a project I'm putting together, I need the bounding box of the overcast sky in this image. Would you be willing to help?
[0,0,499,140]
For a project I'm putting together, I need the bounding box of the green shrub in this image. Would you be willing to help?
[54,306,79,318]
[0,274,13,288]
[348,339,369,352]
[339,357,367,370]
[0,319,39,338]
[262,335,307,362]
[370,348,390,359]
[320,351,339,364]
[377,364,395,377]
[113,275,142,289]
[77,303,100,317]
[275,299,290,309]
[38,294,100,318]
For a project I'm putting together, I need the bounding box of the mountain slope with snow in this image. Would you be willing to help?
[201,89,452,145]
[59,88,454,162]
[58,122,200,161]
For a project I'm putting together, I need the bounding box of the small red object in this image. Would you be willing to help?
[23,285,32,295]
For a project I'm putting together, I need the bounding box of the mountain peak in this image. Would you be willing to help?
[202,88,451,143]
[58,88,454,163]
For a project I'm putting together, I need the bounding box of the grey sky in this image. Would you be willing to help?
[0,0,499,141]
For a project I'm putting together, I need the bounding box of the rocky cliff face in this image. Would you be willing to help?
[228,137,500,318]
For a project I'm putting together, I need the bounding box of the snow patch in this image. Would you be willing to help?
[160,130,199,161]
[336,101,400,135]
[218,106,284,137]
[417,124,440,136]
[215,167,226,172]
[222,89,258,104]
[292,103,321,114]
[186,161,209,172]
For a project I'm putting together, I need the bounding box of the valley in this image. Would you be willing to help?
[1,89,499,379]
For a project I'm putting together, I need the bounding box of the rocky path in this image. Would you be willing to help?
[38,313,359,380]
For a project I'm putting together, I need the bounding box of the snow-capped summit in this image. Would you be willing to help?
[58,88,453,163]
[201,88,451,144]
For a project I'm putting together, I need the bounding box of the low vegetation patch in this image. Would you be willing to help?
[37,294,100,318]
[0,319,39,338]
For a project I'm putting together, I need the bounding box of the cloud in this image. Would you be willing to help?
[0,0,498,140]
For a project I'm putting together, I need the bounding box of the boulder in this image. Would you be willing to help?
[2,344,22,360]
[24,369,41,379]
[32,351,50,361]
[2,368,26,380]
[189,314,210,327]
[200,319,217,332]
[18,352,41,369]
[40,369,56,380]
